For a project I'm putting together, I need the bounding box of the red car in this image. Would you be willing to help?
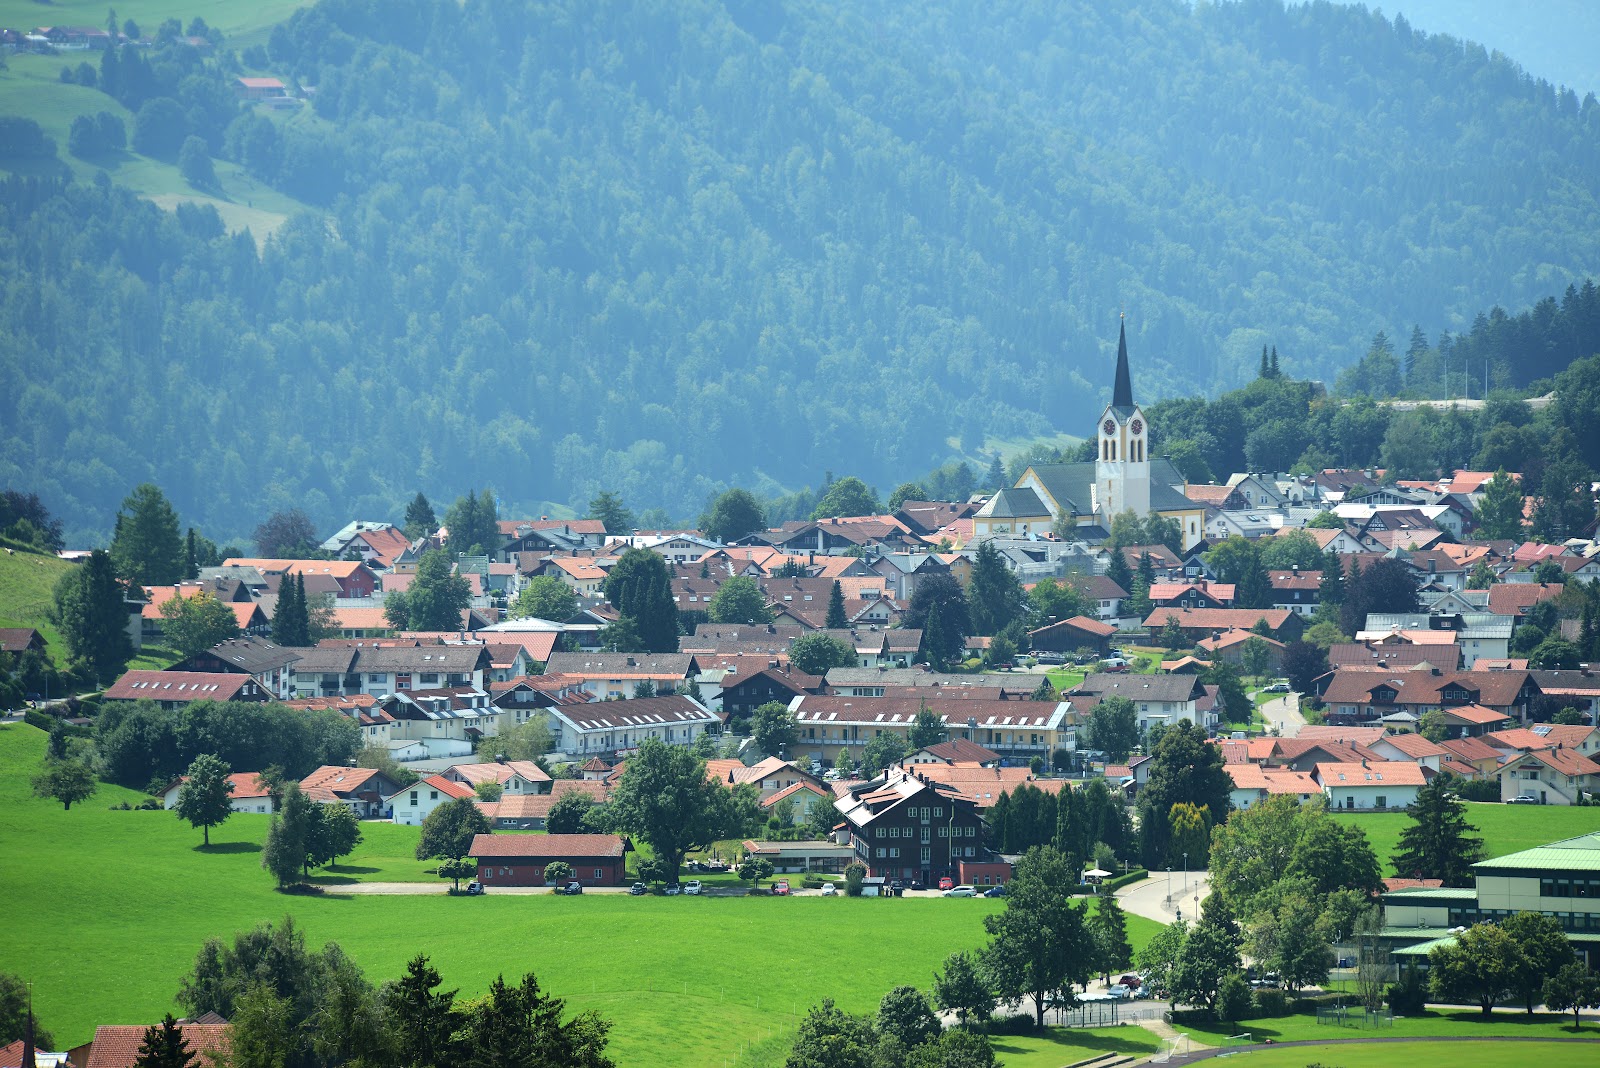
[773,880,790,896]
[938,877,954,891]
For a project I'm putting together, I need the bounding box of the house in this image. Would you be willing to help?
[320,521,413,568]
[1496,747,1600,805]
[538,694,721,756]
[380,686,503,758]
[1319,668,1537,726]
[489,780,610,830]
[895,763,1062,809]
[221,559,379,598]
[73,1022,230,1068]
[1149,580,1236,610]
[168,635,300,700]
[299,765,406,818]
[1326,641,1460,674]
[1223,764,1320,810]
[443,759,552,796]
[971,488,1054,538]
[0,1039,68,1067]
[1485,723,1600,758]
[761,780,832,824]
[904,738,1002,766]
[822,668,1024,698]
[235,76,288,100]
[0,627,47,654]
[718,664,826,721]
[1066,574,1129,623]
[1434,704,1511,738]
[1063,673,1211,733]
[834,766,993,887]
[1195,629,1286,673]
[1141,607,1304,644]
[102,670,269,709]
[1368,732,1449,770]
[387,773,476,826]
[161,772,275,814]
[1027,615,1115,656]
[1313,760,1425,810]
[1360,612,1512,668]
[705,756,825,798]
[541,652,700,700]
[1438,735,1507,779]
[789,695,1070,762]
[1267,569,1322,616]
[471,832,627,887]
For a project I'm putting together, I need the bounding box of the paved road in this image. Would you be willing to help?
[1115,870,1211,925]
[1259,692,1306,738]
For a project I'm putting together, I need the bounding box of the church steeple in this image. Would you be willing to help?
[1112,315,1134,410]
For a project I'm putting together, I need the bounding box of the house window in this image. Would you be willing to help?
[594,868,603,879]
[430,790,438,800]
[409,792,418,805]
[1375,796,1386,809]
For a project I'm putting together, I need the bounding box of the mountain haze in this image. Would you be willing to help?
[1,0,1598,543]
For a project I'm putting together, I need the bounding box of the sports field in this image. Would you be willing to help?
[1333,802,1600,875]
[4,724,1156,1067]
[1209,1039,1599,1067]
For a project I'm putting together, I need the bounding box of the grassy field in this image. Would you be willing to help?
[3,724,1056,1067]
[0,542,73,661]
[1334,803,1600,876]
[986,1025,1163,1067]
[1210,1039,1600,1067]
[1177,1007,1600,1046]
[0,0,317,236]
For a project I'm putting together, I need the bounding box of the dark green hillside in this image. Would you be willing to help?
[1,0,1598,541]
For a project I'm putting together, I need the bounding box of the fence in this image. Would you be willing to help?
[1315,1003,1394,1028]
[1054,999,1164,1028]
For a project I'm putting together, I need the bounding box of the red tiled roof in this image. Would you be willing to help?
[470,832,624,858]
[1383,877,1444,892]
[1487,583,1563,616]
[103,670,254,703]
[300,765,382,793]
[1487,725,1596,752]
[1440,704,1510,726]
[84,1024,229,1068]
[414,774,475,800]
[1313,761,1427,787]
[1377,733,1449,759]
[1140,607,1294,631]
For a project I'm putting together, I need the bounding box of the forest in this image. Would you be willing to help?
[1,0,1599,543]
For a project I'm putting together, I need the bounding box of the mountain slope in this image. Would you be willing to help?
[1,0,1598,542]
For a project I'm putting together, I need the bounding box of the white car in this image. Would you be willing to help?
[684,880,704,895]
[943,885,978,897]
[820,883,837,896]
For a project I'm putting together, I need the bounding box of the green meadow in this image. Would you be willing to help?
[1333,802,1600,876]
[2,724,1163,1067]
[1212,1039,1600,1068]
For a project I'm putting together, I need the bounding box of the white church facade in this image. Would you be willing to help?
[974,319,1207,550]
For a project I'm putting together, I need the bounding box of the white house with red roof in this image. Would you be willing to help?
[1313,760,1426,810]
[1223,764,1320,810]
[161,772,275,814]
[387,773,476,825]
[1496,747,1600,805]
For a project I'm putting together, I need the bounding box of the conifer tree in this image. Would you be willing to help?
[131,1014,195,1068]
[1269,345,1280,377]
[110,483,185,585]
[986,455,1005,492]
[825,579,847,629]
[272,572,306,647]
[403,492,437,541]
[1259,344,1270,379]
[50,548,134,682]
[1105,549,1133,597]
[1393,777,1485,886]
[1318,548,1346,607]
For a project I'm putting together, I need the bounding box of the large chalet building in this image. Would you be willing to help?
[835,767,1007,887]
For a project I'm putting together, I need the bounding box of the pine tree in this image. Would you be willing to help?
[826,580,847,629]
[1405,324,1428,381]
[109,482,185,585]
[131,1014,195,1068]
[1392,777,1484,887]
[403,492,437,541]
[1105,549,1134,598]
[272,572,308,647]
[986,455,1006,492]
[1259,344,1270,379]
[50,548,134,683]
[1137,551,1156,589]
[1318,549,1346,606]
[1269,345,1281,377]
[184,528,199,580]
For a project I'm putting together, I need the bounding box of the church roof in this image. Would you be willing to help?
[1112,317,1134,412]
[976,487,1050,519]
[1023,459,1196,520]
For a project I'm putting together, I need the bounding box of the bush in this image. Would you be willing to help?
[24,708,58,732]
[1253,988,1288,1017]
[1387,969,1428,1015]
[987,1013,1038,1035]
[801,877,825,889]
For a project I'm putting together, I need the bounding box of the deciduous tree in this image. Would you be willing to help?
[175,753,234,846]
[751,701,799,756]
[159,590,241,658]
[385,549,472,632]
[609,738,734,881]
[700,488,765,544]
[514,575,578,622]
[709,575,772,624]
[31,757,97,810]
[415,797,490,891]
[1543,962,1600,1030]
[1474,469,1526,540]
[252,508,319,558]
[980,845,1094,1029]
[1085,695,1138,763]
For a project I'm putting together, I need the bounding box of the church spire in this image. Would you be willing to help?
[1112,315,1134,409]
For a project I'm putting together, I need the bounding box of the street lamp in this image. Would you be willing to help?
[1182,852,1188,897]
[1166,865,1172,908]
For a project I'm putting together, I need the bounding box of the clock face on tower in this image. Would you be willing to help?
[1131,418,1143,436]
[1102,418,1116,436]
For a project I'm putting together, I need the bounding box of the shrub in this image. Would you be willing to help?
[1253,988,1288,1017]
[1387,969,1428,1015]
[987,1013,1038,1035]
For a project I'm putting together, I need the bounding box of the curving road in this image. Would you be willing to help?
[1115,869,1211,925]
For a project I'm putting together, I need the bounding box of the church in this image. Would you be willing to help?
[972,319,1207,550]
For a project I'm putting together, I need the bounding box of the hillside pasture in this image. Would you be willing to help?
[1334,802,1600,876]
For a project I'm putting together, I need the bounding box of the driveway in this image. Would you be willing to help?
[1259,692,1306,738]
[1115,869,1211,925]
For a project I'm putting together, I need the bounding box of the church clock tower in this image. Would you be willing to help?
[1095,317,1151,519]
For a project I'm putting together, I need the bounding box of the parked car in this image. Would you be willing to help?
[1264,681,1290,693]
[938,876,955,891]
[943,885,978,897]
[465,881,484,895]
[1106,984,1131,999]
[889,879,905,896]
[983,884,1007,898]
[665,883,682,895]
[820,883,837,896]
[909,879,926,892]
[1508,794,1540,804]
[684,880,703,895]
[1119,975,1142,989]
[773,880,791,896]
[561,881,583,895]
[629,882,647,895]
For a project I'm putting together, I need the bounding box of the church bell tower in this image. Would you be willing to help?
[1096,317,1151,519]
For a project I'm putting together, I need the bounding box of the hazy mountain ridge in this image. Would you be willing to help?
[1,0,1598,543]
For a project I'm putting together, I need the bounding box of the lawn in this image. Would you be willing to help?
[1175,1007,1600,1046]
[0,542,73,663]
[2,724,1035,1067]
[1212,1039,1600,1068]
[1334,803,1600,876]
[0,0,308,47]
[987,1025,1162,1067]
